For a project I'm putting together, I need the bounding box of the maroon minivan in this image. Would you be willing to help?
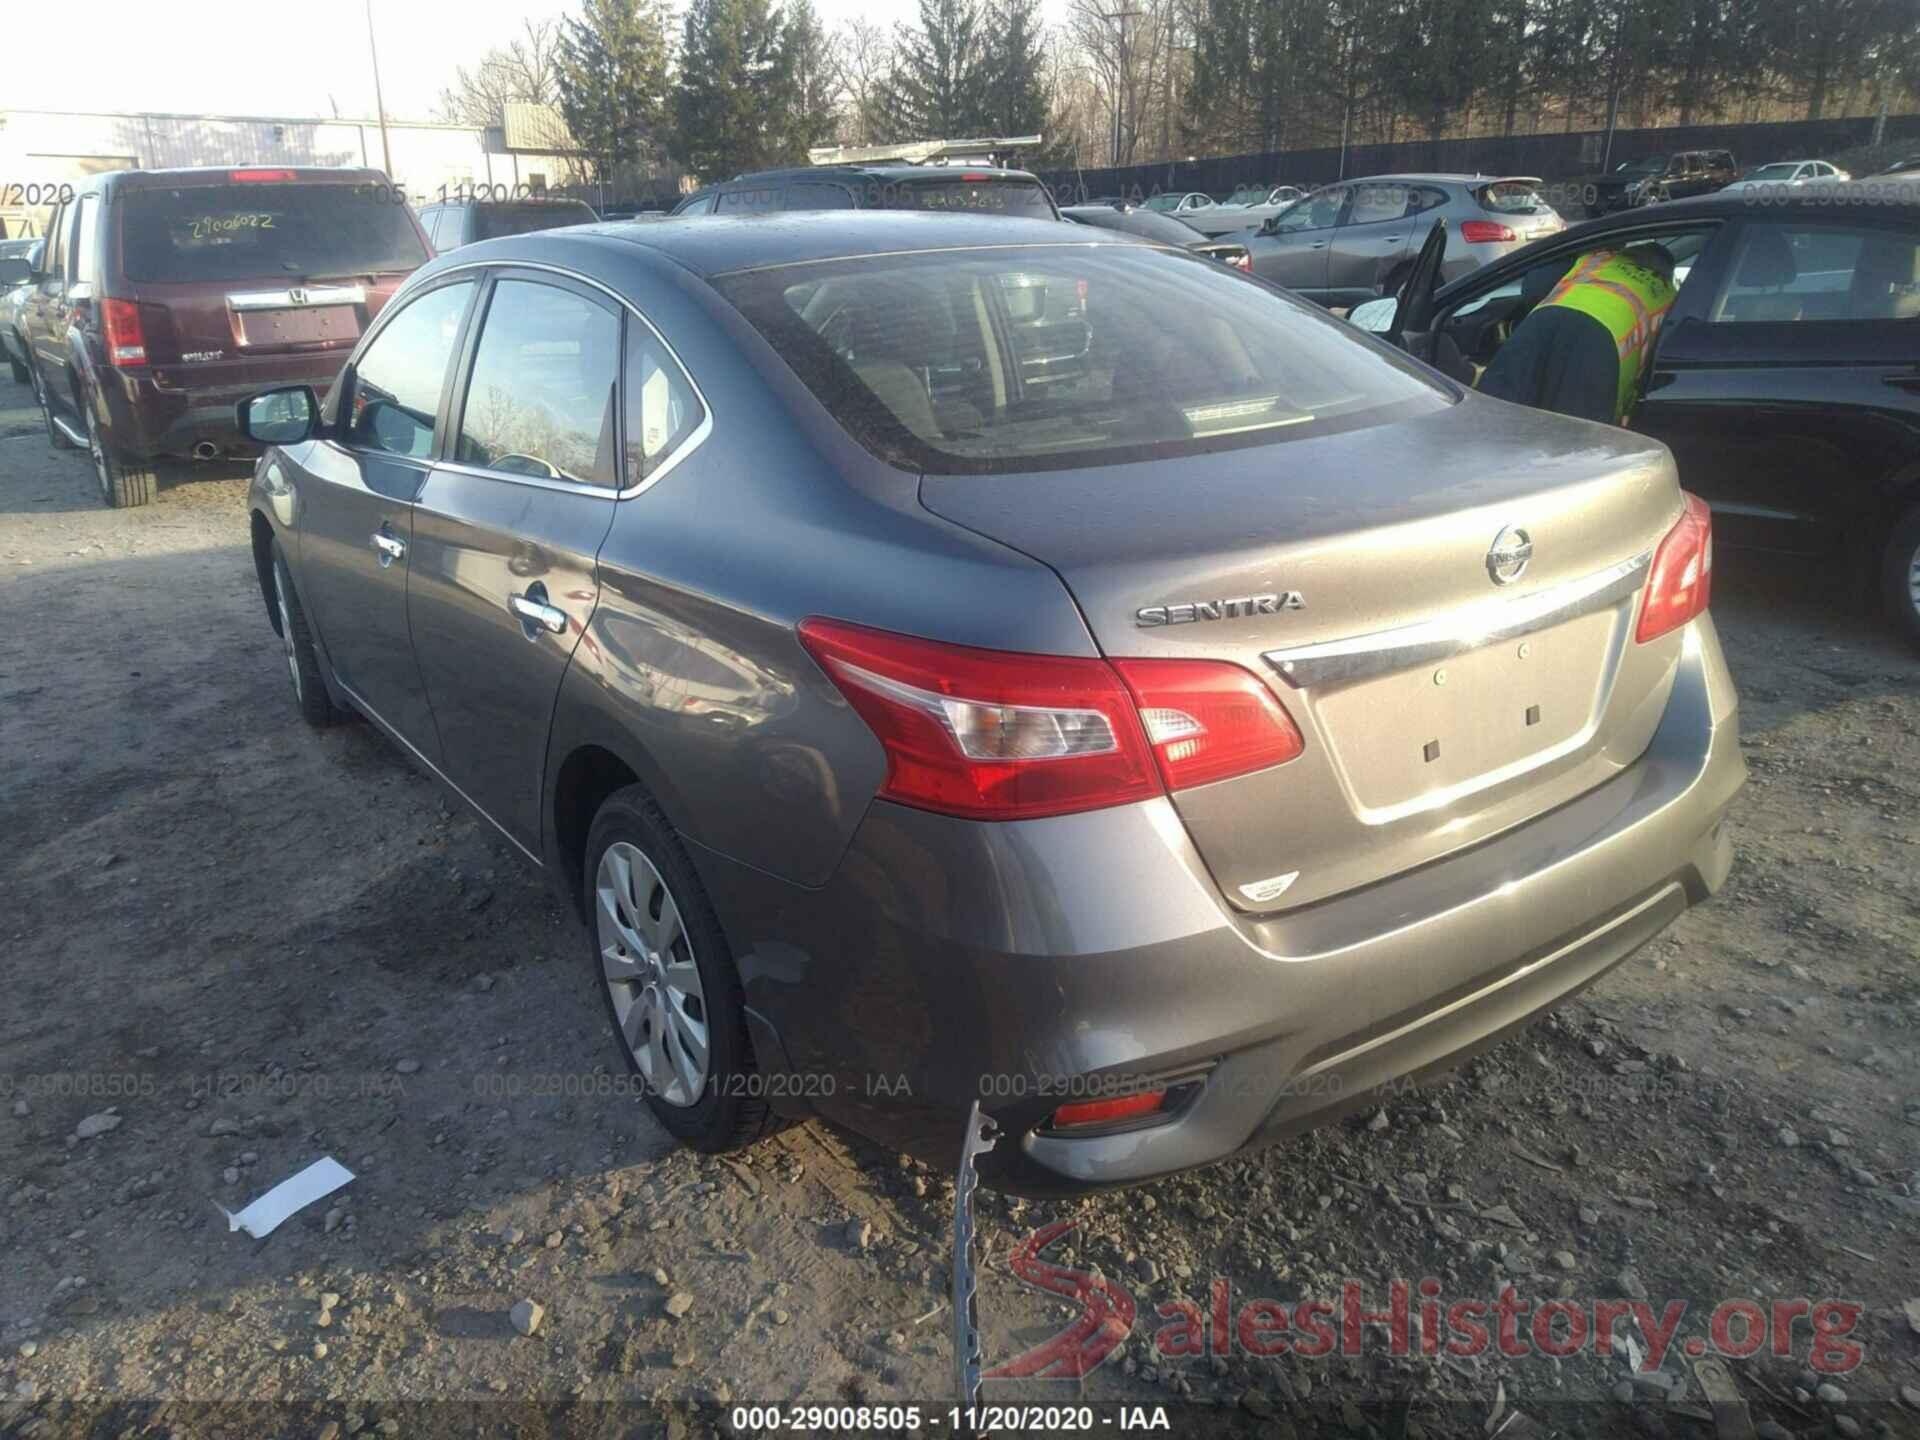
[21,166,430,507]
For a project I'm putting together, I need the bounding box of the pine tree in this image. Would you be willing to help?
[782,0,845,157]
[555,0,674,189]
[674,0,799,181]
[880,0,989,139]
[979,0,1054,137]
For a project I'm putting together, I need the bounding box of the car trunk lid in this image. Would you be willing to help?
[919,397,1689,912]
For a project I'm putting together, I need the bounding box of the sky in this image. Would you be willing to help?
[6,0,1062,125]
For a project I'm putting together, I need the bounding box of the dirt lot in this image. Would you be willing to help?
[2,371,1918,1440]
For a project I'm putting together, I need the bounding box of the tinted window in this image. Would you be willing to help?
[72,198,99,284]
[1712,225,1920,322]
[121,183,428,282]
[716,186,782,214]
[675,194,717,215]
[718,246,1446,475]
[624,319,705,486]
[456,280,619,485]
[471,201,599,241]
[1062,206,1203,247]
[348,281,474,458]
[786,182,856,210]
[884,178,1054,217]
[1478,181,1547,214]
[1346,185,1406,225]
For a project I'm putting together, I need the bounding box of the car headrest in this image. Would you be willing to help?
[1849,233,1920,318]
[1735,227,1797,288]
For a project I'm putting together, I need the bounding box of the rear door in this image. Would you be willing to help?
[405,269,623,853]
[292,275,478,760]
[1327,182,1413,304]
[112,176,429,390]
[1638,216,1920,554]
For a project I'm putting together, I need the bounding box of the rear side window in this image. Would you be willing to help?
[121,183,428,282]
[1345,185,1406,224]
[717,245,1447,475]
[624,320,705,486]
[456,280,620,485]
[716,186,782,214]
[1711,224,1920,322]
[471,202,598,241]
[348,280,474,458]
[786,182,856,210]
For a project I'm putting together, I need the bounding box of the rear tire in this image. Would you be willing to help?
[271,540,340,727]
[584,786,786,1153]
[1884,503,1920,651]
[85,405,156,508]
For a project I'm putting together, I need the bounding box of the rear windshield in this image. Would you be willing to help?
[473,201,600,240]
[879,179,1054,218]
[1478,181,1549,214]
[121,183,428,282]
[716,245,1447,475]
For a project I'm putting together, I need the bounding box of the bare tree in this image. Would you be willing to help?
[835,18,897,144]
[1068,0,1170,166]
[436,19,565,127]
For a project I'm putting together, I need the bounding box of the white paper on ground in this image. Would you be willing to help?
[217,1156,355,1239]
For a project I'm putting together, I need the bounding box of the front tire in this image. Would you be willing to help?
[271,541,340,727]
[1885,503,1920,651]
[85,405,155,508]
[584,786,781,1152]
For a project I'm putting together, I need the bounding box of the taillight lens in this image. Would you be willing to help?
[1112,658,1304,790]
[797,619,1304,820]
[101,298,147,366]
[1635,493,1713,643]
[1460,220,1518,243]
[797,619,1159,820]
[230,168,296,182]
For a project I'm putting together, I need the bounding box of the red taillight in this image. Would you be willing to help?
[1460,220,1518,243]
[797,619,1304,820]
[961,172,990,181]
[1112,658,1305,790]
[1635,493,1713,643]
[230,168,296,182]
[1052,1089,1166,1128]
[101,298,147,367]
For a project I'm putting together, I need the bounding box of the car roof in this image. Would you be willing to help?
[561,210,1121,278]
[425,195,597,208]
[724,164,1042,185]
[74,165,390,191]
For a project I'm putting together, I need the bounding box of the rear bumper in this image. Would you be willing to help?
[100,351,348,461]
[691,616,1743,1195]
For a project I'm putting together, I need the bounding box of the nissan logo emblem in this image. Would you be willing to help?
[1487,525,1533,586]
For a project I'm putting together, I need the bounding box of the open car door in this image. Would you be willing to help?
[1383,218,1448,359]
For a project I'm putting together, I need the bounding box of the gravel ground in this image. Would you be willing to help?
[2,371,1918,1439]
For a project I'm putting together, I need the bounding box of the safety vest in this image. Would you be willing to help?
[1540,252,1678,421]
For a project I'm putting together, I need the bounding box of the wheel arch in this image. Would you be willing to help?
[250,508,281,635]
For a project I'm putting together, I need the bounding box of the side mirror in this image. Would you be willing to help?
[24,241,46,278]
[1348,297,1398,334]
[239,386,319,446]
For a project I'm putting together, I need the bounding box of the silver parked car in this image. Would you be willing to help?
[239,211,1742,1194]
[0,238,39,385]
[1189,184,1309,238]
[1247,174,1565,307]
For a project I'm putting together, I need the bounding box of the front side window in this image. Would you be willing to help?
[456,279,620,485]
[717,244,1447,475]
[786,182,856,210]
[1711,224,1920,323]
[471,201,599,241]
[347,280,474,458]
[1274,187,1347,234]
[716,186,782,215]
[624,319,705,486]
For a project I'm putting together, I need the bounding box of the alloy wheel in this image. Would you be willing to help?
[275,566,301,701]
[595,841,709,1106]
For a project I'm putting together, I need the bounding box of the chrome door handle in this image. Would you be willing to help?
[371,530,406,566]
[509,592,568,635]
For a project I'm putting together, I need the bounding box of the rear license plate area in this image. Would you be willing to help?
[236,306,359,347]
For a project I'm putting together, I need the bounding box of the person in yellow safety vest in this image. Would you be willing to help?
[1476,243,1679,426]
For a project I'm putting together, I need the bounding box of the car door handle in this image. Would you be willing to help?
[371,530,406,565]
[509,591,568,636]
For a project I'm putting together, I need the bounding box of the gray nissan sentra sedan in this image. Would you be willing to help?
[239,211,1743,1194]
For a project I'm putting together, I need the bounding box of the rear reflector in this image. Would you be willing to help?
[1460,220,1519,243]
[1052,1089,1166,1128]
[1113,658,1305,789]
[797,620,1305,820]
[230,168,296,182]
[101,298,147,367]
[1635,492,1713,643]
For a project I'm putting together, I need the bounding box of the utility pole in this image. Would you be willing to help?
[365,0,394,180]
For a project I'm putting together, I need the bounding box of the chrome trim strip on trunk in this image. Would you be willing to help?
[228,285,368,311]
[1264,551,1651,689]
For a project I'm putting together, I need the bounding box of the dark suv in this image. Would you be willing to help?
[1584,150,1740,215]
[21,166,430,507]
[672,164,1060,219]
[414,195,600,251]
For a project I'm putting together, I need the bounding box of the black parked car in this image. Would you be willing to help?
[1581,150,1741,215]
[671,164,1059,219]
[1059,202,1254,271]
[415,195,600,251]
[1358,187,1920,645]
